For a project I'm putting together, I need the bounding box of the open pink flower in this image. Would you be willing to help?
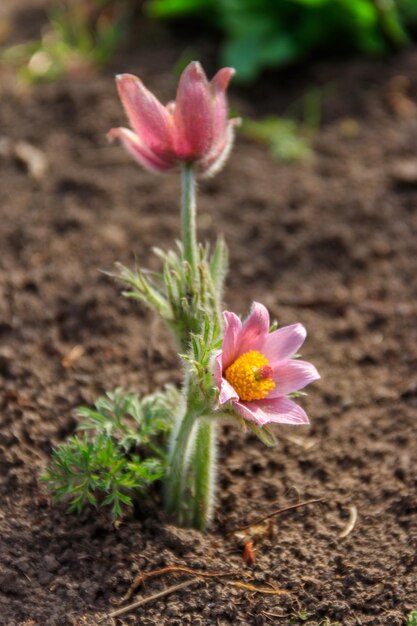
[108,61,240,176]
[214,303,320,426]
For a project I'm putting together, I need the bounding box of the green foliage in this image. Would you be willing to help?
[289,609,310,623]
[180,312,222,376]
[408,611,417,626]
[0,0,130,82]
[43,387,180,519]
[242,116,312,164]
[241,86,323,163]
[149,0,416,82]
[246,421,277,447]
[77,386,177,450]
[114,236,228,353]
[43,434,163,519]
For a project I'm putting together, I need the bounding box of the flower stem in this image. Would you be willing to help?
[192,418,217,530]
[164,164,221,530]
[181,163,198,271]
[165,406,197,524]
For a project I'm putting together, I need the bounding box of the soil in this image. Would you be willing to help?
[1,4,417,626]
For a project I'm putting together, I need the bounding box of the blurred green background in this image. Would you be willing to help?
[149,0,417,82]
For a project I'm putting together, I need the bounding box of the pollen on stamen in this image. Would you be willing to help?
[225,350,275,402]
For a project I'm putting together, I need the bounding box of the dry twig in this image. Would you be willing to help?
[111,563,289,618]
[226,581,289,595]
[107,579,199,619]
[112,565,246,605]
[231,497,324,534]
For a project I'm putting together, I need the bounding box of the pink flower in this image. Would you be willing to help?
[214,303,320,426]
[108,61,240,176]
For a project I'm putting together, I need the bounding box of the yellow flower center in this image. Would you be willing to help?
[225,350,275,402]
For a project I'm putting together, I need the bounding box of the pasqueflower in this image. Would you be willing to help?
[215,303,320,426]
[108,61,239,176]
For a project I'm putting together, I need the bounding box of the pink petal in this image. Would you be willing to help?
[233,396,310,426]
[235,302,270,357]
[219,378,239,405]
[200,120,239,178]
[211,67,235,93]
[262,323,307,366]
[166,100,176,115]
[221,311,242,369]
[174,61,214,159]
[210,67,235,143]
[108,127,174,173]
[269,359,320,396]
[115,74,173,158]
[231,400,268,425]
[213,351,223,388]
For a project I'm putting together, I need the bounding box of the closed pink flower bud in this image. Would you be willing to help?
[108,61,240,176]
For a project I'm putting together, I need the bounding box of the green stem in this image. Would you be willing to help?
[163,164,221,530]
[181,163,198,271]
[165,407,197,524]
[192,418,217,530]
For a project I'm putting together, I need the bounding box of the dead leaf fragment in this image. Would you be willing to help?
[339,118,360,138]
[14,141,48,181]
[243,541,255,566]
[62,345,85,368]
[390,159,417,187]
[339,504,358,539]
[386,75,417,118]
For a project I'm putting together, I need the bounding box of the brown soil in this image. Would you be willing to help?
[1,6,417,626]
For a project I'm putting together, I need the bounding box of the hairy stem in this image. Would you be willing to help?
[192,418,217,530]
[163,163,222,530]
[181,163,198,271]
[165,406,197,524]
